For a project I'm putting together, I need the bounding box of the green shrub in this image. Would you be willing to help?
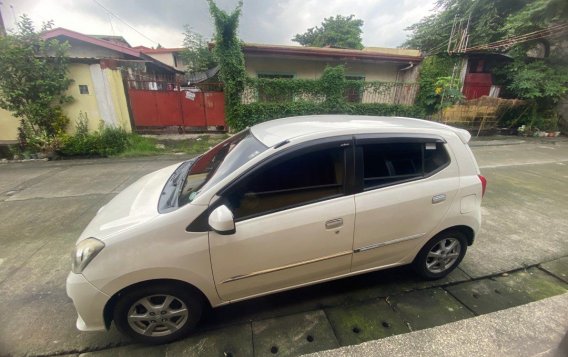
[59,118,128,157]
[97,126,129,156]
[231,101,426,131]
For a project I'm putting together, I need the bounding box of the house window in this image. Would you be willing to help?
[79,85,89,95]
[257,73,294,103]
[345,75,365,103]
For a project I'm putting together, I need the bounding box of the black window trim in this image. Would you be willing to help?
[354,134,451,192]
[186,135,356,232]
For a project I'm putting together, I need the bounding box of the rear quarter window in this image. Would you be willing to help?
[361,141,450,190]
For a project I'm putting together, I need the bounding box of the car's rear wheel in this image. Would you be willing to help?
[113,283,203,344]
[413,230,467,280]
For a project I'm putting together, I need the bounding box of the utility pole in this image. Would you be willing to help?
[0,2,7,37]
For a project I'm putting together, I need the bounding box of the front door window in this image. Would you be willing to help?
[225,146,346,220]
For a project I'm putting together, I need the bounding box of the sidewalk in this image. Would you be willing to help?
[304,293,568,357]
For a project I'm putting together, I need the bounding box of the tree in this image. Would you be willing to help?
[503,0,568,38]
[292,15,364,49]
[180,26,217,73]
[0,15,72,150]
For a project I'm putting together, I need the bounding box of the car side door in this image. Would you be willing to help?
[208,138,356,301]
[351,135,460,272]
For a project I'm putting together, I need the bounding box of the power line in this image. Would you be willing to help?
[91,0,158,45]
[108,13,115,36]
[465,23,568,52]
[425,41,449,56]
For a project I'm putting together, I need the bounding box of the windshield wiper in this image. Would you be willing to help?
[158,159,197,213]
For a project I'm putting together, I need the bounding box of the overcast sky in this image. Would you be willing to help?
[3,0,437,48]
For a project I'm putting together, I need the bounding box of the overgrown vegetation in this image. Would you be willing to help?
[246,68,418,104]
[404,0,568,128]
[207,0,246,129]
[233,65,424,131]
[232,102,425,131]
[292,15,364,49]
[414,55,461,114]
[0,15,73,153]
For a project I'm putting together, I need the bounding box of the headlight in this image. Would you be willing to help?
[72,238,105,274]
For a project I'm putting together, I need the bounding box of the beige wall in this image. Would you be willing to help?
[146,53,175,67]
[0,62,131,142]
[0,107,18,143]
[245,55,402,82]
[66,63,103,133]
[145,52,187,72]
[243,55,420,105]
[63,38,130,59]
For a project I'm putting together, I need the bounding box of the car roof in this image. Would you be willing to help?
[250,115,471,147]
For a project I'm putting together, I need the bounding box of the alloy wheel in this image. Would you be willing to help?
[425,237,461,274]
[127,294,189,337]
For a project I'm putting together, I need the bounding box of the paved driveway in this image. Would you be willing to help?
[0,138,567,357]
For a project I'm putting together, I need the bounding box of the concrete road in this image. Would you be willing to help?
[0,138,567,357]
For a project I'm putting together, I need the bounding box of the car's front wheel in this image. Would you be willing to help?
[413,230,467,280]
[113,283,203,344]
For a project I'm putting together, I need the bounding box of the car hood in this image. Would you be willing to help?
[77,162,183,242]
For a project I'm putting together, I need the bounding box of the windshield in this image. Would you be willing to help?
[178,129,267,206]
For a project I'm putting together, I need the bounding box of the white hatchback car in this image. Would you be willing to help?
[67,115,486,343]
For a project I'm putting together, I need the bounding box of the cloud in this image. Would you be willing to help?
[4,0,437,48]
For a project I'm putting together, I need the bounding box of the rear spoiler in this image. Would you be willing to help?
[452,128,471,144]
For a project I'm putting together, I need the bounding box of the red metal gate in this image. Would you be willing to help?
[126,81,226,131]
[463,73,492,100]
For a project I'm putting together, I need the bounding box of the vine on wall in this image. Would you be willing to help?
[207,0,246,128]
[232,65,424,131]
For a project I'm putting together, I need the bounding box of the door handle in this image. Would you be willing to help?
[432,194,447,204]
[325,218,343,229]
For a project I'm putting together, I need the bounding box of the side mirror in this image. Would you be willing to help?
[208,205,236,235]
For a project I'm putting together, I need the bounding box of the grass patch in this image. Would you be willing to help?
[118,135,161,157]
[117,134,229,157]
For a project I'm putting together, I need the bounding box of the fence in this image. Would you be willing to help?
[241,80,419,106]
[434,97,526,135]
[124,78,226,131]
[124,77,224,93]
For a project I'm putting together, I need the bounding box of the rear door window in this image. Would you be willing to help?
[361,140,450,190]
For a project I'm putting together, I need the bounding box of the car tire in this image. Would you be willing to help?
[413,230,468,280]
[113,283,203,344]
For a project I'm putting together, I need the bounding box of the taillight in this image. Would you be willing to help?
[478,175,487,197]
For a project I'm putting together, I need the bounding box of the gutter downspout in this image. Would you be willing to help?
[399,62,414,71]
[395,62,415,82]
[395,62,416,104]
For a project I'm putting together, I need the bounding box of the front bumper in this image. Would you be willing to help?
[66,272,110,331]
